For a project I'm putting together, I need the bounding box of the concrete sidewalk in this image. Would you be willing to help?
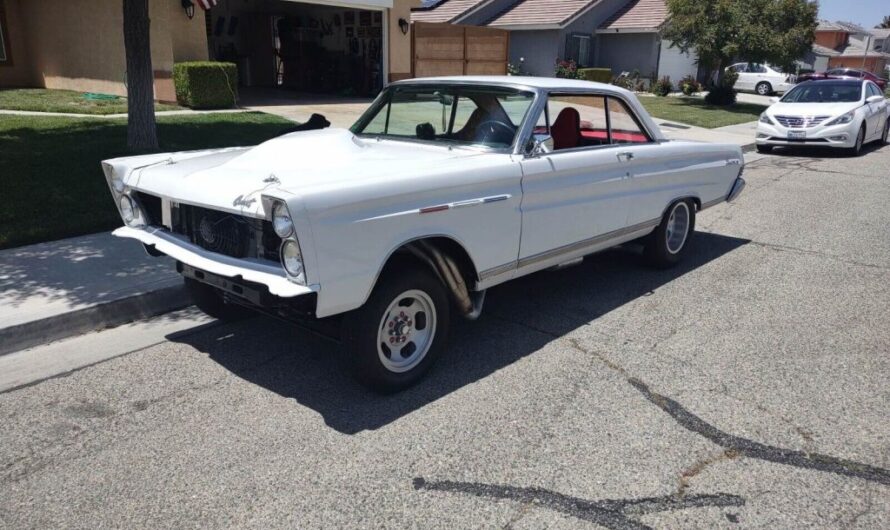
[0,233,189,355]
[657,119,756,149]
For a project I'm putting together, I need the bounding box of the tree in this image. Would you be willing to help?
[122,0,158,150]
[664,0,817,89]
[878,15,890,29]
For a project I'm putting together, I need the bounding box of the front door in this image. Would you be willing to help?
[517,93,650,270]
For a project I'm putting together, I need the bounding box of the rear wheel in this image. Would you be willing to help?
[756,145,773,154]
[343,265,450,392]
[184,278,253,321]
[755,82,772,96]
[645,200,696,268]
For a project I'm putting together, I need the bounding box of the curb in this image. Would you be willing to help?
[0,285,192,357]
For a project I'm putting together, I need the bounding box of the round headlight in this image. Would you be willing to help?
[281,240,304,280]
[119,195,144,227]
[272,203,294,238]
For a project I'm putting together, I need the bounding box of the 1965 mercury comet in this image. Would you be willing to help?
[103,76,745,391]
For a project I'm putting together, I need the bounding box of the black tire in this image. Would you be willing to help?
[755,82,772,96]
[756,145,773,154]
[644,200,696,268]
[847,124,866,156]
[184,278,253,321]
[882,117,889,145]
[342,264,450,393]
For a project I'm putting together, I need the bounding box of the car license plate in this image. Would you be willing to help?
[788,131,806,140]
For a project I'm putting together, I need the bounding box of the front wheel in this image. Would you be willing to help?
[756,145,773,154]
[343,265,450,392]
[644,200,696,268]
[847,125,866,156]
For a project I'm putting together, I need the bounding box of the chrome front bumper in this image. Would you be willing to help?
[113,226,315,298]
[727,177,746,202]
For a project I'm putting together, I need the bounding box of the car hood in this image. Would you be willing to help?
[106,128,496,218]
[766,101,860,118]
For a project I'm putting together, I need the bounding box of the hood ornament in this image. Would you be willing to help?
[263,174,280,184]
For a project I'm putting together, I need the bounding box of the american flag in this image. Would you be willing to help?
[196,0,217,10]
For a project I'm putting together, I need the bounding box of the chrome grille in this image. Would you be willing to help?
[774,115,831,128]
[173,204,281,261]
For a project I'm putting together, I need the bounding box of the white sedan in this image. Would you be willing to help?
[102,77,745,391]
[728,62,796,95]
[756,79,890,155]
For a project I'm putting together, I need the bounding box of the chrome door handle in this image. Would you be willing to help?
[617,151,634,162]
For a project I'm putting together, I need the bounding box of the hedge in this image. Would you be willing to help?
[577,68,613,83]
[173,61,238,109]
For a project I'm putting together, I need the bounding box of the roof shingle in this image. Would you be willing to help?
[485,0,602,28]
[598,0,667,32]
[411,0,487,24]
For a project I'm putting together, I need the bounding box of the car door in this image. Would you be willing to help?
[866,83,887,137]
[517,92,638,270]
[733,63,753,90]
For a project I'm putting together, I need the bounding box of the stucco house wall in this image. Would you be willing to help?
[509,30,560,76]
[597,33,658,78]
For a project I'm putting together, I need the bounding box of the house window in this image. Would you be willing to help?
[566,34,592,67]
[0,0,9,64]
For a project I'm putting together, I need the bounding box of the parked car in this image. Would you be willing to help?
[755,79,889,155]
[798,68,887,91]
[727,62,797,95]
[102,77,746,391]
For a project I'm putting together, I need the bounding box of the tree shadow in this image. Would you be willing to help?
[171,232,749,434]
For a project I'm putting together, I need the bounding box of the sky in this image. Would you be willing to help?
[815,0,887,28]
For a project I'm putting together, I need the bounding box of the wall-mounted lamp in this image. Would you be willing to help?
[398,18,409,35]
[181,0,196,19]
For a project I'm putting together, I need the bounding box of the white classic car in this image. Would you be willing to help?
[756,79,890,155]
[103,76,746,391]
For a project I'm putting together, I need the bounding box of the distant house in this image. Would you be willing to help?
[411,0,700,83]
[799,20,890,75]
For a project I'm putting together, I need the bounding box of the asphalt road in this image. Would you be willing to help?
[2,143,889,529]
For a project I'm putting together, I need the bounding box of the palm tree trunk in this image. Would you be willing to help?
[123,0,158,150]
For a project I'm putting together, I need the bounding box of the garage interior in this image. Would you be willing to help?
[207,0,385,98]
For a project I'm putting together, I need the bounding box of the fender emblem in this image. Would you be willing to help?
[233,195,257,208]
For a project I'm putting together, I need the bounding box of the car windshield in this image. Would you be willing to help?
[781,83,862,103]
[350,85,536,149]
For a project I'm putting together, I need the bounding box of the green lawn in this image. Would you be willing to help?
[638,96,766,128]
[0,89,181,115]
[0,112,296,249]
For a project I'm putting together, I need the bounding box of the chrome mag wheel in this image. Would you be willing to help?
[665,202,691,254]
[377,289,437,374]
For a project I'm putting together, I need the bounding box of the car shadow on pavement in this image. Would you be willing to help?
[766,141,886,158]
[170,232,749,434]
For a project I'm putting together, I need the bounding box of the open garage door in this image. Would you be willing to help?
[411,22,509,77]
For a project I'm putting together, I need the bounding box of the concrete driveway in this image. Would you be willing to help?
[1,144,888,528]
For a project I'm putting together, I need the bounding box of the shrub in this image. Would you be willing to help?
[173,61,238,109]
[612,76,635,90]
[679,75,702,96]
[704,69,738,105]
[577,68,613,83]
[634,79,648,92]
[554,59,583,79]
[651,76,673,97]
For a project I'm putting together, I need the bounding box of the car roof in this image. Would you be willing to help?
[390,75,625,93]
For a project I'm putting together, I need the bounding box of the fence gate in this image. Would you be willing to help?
[411,22,509,77]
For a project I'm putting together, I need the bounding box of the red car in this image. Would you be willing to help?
[798,68,887,90]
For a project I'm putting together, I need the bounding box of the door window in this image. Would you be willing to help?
[533,93,652,151]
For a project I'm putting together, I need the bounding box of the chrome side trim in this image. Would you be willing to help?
[700,197,724,210]
[517,218,660,270]
[479,261,517,281]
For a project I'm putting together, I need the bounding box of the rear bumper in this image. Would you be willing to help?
[727,177,746,202]
[113,226,315,299]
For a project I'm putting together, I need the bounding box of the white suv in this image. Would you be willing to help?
[728,63,797,95]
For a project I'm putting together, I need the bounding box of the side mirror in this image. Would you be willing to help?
[866,95,885,104]
[525,134,553,157]
[769,96,780,104]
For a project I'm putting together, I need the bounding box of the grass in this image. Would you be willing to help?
[0,112,296,249]
[0,88,181,115]
[638,96,766,128]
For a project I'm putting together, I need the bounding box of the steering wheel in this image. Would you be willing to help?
[474,120,515,146]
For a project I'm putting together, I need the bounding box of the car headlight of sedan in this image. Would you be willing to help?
[272,202,294,238]
[824,111,855,126]
[119,195,145,227]
[759,112,774,125]
[280,239,305,284]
